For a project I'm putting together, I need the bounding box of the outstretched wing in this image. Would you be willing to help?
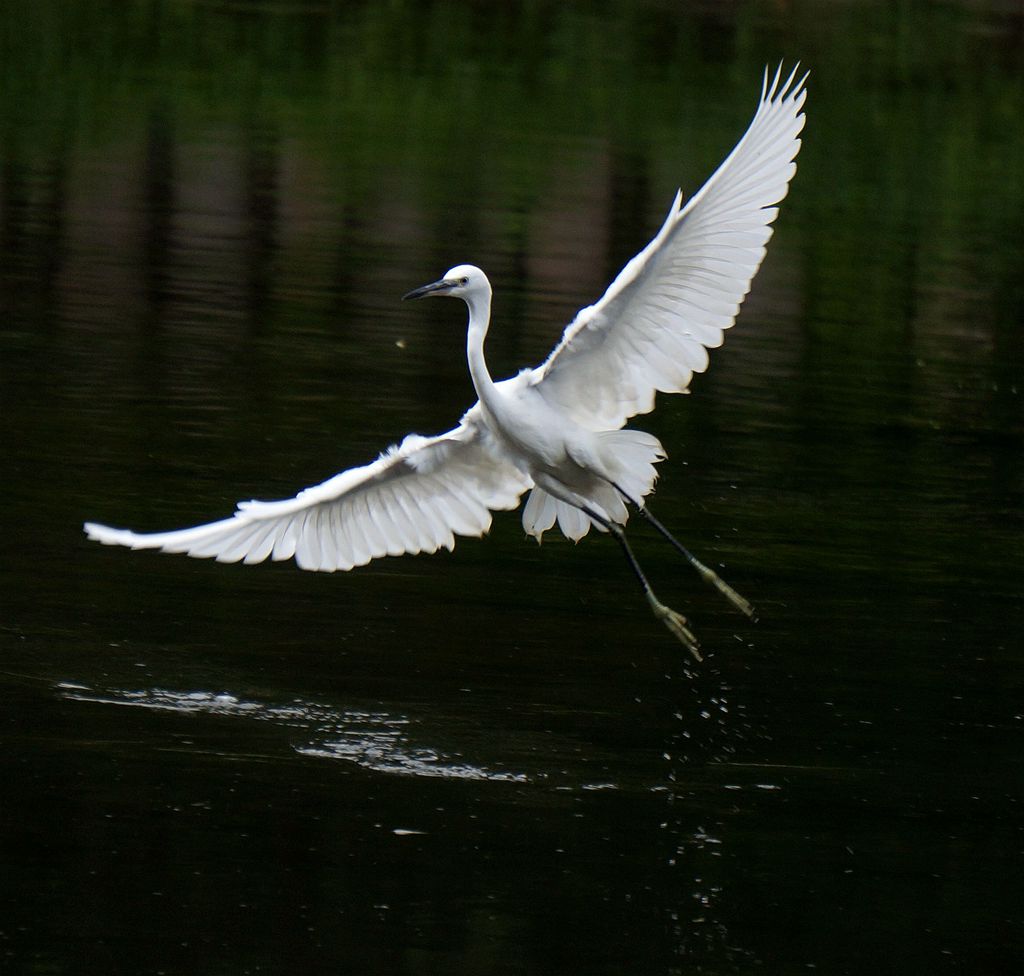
[530,64,807,430]
[84,420,532,573]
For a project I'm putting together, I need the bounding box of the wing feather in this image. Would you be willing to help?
[84,421,532,572]
[322,502,347,568]
[294,510,319,571]
[378,484,413,555]
[530,64,806,429]
[243,520,280,566]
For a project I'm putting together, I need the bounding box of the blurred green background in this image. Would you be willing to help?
[1,2,1022,975]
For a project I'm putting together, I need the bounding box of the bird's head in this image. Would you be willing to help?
[402,264,489,302]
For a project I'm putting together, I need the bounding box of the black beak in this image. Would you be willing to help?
[402,278,456,301]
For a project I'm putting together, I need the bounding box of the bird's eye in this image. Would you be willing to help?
[459,276,469,285]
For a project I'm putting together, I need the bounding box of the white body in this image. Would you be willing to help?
[85,66,807,573]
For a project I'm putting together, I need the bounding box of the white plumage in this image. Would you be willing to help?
[85,65,806,653]
[87,426,530,573]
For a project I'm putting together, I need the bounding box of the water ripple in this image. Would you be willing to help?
[56,682,528,783]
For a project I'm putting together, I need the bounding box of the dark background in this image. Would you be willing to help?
[2,1,1022,973]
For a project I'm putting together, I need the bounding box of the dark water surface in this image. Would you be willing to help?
[2,2,1023,974]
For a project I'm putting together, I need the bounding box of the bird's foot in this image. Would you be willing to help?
[692,559,758,621]
[646,592,702,662]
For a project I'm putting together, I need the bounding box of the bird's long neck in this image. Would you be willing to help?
[464,288,500,412]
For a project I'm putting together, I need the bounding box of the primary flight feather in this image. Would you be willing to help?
[85,64,807,656]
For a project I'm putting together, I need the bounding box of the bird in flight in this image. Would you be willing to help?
[85,65,807,660]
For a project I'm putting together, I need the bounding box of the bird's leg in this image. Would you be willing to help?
[579,504,702,661]
[613,484,757,621]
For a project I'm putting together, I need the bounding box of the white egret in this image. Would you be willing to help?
[85,65,807,659]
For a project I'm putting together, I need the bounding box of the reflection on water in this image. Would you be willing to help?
[3,0,1023,973]
[58,682,529,783]
[48,674,772,969]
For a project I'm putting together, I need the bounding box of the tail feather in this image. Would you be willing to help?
[521,484,558,538]
[598,428,665,504]
[520,429,666,543]
[522,488,601,542]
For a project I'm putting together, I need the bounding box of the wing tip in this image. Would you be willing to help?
[762,60,809,107]
[84,521,140,548]
[84,520,114,541]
